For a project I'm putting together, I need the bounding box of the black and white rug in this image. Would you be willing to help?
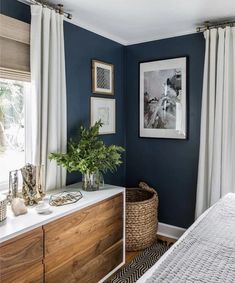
[110,242,169,283]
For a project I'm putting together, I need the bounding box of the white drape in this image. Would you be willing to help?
[27,5,67,191]
[195,27,235,218]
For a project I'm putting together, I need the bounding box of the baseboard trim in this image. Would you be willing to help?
[157,222,186,240]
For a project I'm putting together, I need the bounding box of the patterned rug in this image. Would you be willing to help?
[110,241,169,283]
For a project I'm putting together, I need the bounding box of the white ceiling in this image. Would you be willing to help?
[51,0,235,45]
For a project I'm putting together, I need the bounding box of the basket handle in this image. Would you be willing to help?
[139,182,157,195]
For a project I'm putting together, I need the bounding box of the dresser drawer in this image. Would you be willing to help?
[43,194,124,282]
[0,262,43,283]
[45,240,123,283]
[0,228,44,283]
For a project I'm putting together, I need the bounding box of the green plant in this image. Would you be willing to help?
[49,121,125,175]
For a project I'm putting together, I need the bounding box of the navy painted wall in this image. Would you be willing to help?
[1,0,126,186]
[0,0,31,23]
[64,22,125,186]
[125,34,205,228]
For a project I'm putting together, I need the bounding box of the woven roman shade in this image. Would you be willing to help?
[0,14,30,81]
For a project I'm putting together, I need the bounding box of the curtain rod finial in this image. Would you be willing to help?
[57,4,64,14]
[67,13,72,20]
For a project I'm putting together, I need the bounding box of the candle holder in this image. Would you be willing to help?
[7,170,19,204]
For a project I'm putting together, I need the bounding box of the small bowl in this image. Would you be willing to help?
[35,202,51,214]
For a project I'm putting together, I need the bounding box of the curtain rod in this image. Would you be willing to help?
[196,20,235,32]
[18,0,72,19]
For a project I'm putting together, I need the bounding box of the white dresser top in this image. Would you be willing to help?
[0,183,125,243]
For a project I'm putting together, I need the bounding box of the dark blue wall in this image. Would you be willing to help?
[64,22,125,186]
[0,0,30,23]
[1,0,126,186]
[125,34,205,228]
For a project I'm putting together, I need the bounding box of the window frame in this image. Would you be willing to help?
[0,15,30,191]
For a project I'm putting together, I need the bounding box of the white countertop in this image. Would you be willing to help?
[0,183,125,243]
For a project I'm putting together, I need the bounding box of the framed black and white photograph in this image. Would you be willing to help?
[90,97,116,134]
[139,57,187,139]
[92,60,114,95]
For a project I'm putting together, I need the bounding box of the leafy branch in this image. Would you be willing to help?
[49,121,125,175]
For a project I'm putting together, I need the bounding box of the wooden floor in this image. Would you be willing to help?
[105,235,176,282]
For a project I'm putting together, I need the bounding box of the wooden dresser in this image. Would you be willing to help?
[0,184,125,283]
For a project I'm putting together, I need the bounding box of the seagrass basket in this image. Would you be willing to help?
[126,182,158,251]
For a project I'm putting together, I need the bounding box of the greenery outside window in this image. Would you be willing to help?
[0,78,30,190]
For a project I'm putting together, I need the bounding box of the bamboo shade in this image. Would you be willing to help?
[0,14,30,81]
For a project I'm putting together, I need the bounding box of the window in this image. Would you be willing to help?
[0,78,30,190]
[0,14,30,191]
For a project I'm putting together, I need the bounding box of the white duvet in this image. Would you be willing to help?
[137,193,235,283]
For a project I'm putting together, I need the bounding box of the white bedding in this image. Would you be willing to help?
[137,193,235,283]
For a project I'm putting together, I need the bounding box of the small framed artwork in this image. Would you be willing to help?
[139,57,187,139]
[92,60,114,95]
[90,97,116,134]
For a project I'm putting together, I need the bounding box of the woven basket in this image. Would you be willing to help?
[126,182,158,251]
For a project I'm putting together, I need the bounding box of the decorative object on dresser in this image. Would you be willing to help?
[90,97,116,134]
[126,182,158,251]
[11,198,27,216]
[7,171,17,203]
[49,121,124,191]
[139,57,187,139]
[0,194,7,222]
[8,170,19,201]
[92,59,114,95]
[20,164,45,205]
[35,202,51,214]
[49,191,83,206]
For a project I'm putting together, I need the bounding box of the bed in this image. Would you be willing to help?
[137,193,235,283]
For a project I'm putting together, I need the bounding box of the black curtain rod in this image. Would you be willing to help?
[197,20,235,32]
[19,0,72,19]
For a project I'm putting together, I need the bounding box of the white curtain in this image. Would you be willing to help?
[27,5,67,191]
[195,27,235,218]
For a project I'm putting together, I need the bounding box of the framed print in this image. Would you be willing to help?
[139,57,187,139]
[90,97,116,134]
[92,60,114,95]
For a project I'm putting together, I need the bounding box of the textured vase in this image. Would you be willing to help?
[82,173,98,191]
[82,172,104,191]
